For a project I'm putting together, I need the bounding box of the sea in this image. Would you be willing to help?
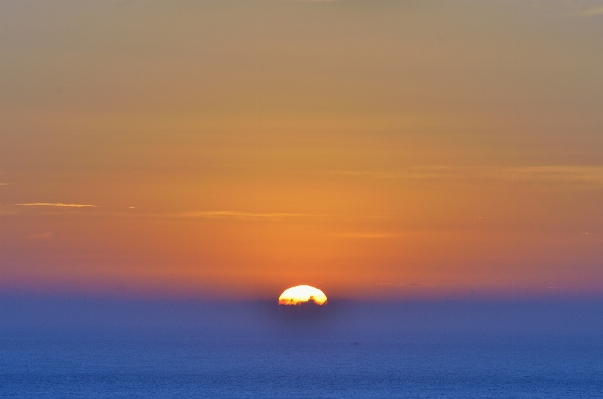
[1,297,602,398]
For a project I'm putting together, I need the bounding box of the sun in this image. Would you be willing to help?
[278,285,327,305]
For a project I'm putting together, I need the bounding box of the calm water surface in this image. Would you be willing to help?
[2,299,602,398]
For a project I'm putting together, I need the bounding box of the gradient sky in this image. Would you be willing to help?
[1,1,602,300]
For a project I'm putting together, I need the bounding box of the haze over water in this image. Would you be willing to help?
[2,297,603,398]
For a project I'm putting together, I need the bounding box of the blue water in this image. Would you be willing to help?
[2,299,602,398]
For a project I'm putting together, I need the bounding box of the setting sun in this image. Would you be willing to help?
[278,285,327,305]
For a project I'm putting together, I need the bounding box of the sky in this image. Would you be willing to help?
[1,1,602,301]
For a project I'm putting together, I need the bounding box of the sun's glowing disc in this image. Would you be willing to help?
[278,285,327,305]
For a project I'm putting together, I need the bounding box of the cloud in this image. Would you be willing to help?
[376,282,435,287]
[326,168,455,180]
[28,232,54,240]
[331,233,400,238]
[184,211,312,219]
[576,6,603,16]
[15,203,97,208]
[506,166,603,185]
[0,183,11,186]
[327,165,603,185]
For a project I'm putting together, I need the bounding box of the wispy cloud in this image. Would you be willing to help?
[506,166,603,184]
[183,211,313,219]
[15,203,97,208]
[331,232,401,238]
[576,6,603,16]
[326,168,456,180]
[376,282,435,287]
[327,165,603,185]
[28,232,54,240]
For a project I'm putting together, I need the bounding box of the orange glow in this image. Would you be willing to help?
[1,2,602,301]
[278,285,328,305]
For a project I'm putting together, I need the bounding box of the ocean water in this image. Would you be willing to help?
[2,298,602,398]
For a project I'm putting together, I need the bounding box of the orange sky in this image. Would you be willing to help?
[1,1,602,300]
